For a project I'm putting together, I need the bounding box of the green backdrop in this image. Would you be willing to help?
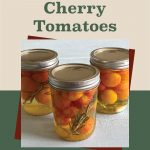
[0,91,149,150]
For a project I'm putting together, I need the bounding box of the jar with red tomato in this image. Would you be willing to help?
[21,49,58,116]
[90,48,129,113]
[49,64,100,141]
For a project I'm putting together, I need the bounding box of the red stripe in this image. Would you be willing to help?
[27,35,55,40]
[129,49,135,89]
[14,95,21,139]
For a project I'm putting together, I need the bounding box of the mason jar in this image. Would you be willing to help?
[90,48,129,114]
[21,49,59,116]
[49,64,100,141]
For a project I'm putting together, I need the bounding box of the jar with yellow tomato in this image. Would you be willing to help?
[21,49,59,116]
[49,64,100,141]
[90,48,129,114]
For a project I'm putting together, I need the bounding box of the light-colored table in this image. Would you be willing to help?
[21,40,129,147]
[21,105,129,147]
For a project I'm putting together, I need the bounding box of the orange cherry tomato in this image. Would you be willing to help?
[115,81,129,90]
[114,81,129,100]
[79,118,95,134]
[32,70,48,83]
[53,96,71,110]
[77,95,91,107]
[100,69,112,75]
[117,90,129,100]
[63,106,79,118]
[101,72,121,87]
[35,88,51,105]
[98,83,106,92]
[54,110,71,125]
[84,88,96,99]
[21,77,38,92]
[68,91,83,101]
[119,69,129,82]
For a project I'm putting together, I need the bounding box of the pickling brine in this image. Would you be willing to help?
[51,88,97,141]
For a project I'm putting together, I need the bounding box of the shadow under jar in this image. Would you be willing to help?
[49,64,100,141]
[90,47,129,114]
[21,49,59,116]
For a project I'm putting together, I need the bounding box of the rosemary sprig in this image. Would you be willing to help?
[23,81,50,104]
[23,85,43,104]
[69,94,96,135]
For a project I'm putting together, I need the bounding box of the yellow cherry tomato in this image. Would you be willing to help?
[101,89,117,105]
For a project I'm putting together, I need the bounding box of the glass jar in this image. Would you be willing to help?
[49,64,100,141]
[90,48,129,114]
[21,49,58,116]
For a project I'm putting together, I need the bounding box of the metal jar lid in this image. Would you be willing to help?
[21,49,59,71]
[90,47,129,69]
[49,63,100,91]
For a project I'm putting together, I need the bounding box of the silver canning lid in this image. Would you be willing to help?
[49,63,100,91]
[21,49,59,71]
[90,47,129,69]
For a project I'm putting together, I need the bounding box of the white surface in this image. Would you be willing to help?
[21,107,129,147]
[21,40,129,147]
[21,106,129,147]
